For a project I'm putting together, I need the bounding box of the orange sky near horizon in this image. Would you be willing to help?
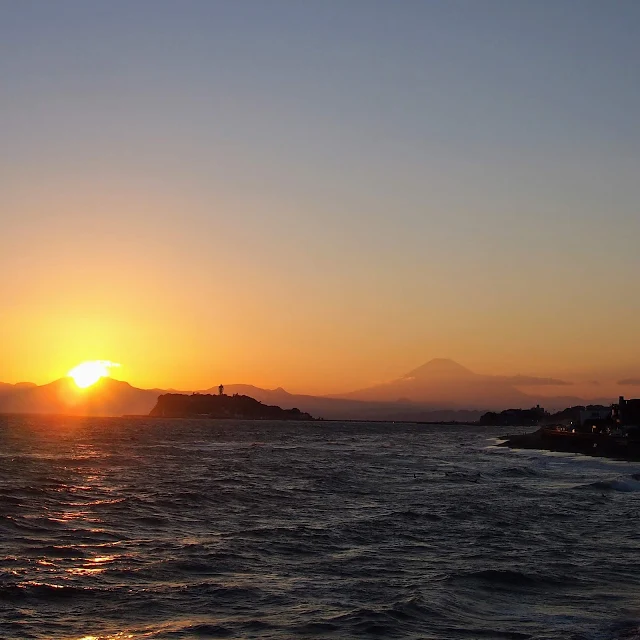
[3,257,640,396]
[2,173,639,394]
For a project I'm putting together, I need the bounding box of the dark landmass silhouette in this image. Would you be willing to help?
[0,381,37,397]
[479,406,548,427]
[499,397,640,461]
[150,393,314,420]
[501,428,640,462]
[479,404,618,427]
[0,377,160,416]
[0,358,619,419]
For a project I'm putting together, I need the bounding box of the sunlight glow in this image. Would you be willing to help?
[67,361,120,388]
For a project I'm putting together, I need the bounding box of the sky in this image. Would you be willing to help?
[1,0,639,394]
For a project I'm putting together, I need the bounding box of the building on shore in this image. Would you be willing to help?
[578,407,613,433]
[613,396,640,428]
[574,397,640,435]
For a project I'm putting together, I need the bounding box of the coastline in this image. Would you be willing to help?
[500,427,640,462]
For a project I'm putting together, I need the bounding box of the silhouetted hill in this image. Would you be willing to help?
[0,377,160,416]
[337,358,579,409]
[0,381,37,397]
[150,393,313,420]
[199,384,293,403]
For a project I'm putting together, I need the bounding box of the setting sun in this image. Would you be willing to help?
[67,361,120,388]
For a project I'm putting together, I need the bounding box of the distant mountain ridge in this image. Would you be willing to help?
[0,377,160,417]
[337,358,576,408]
[0,381,37,396]
[0,359,616,419]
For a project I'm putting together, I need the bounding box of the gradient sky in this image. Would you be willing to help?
[2,0,639,393]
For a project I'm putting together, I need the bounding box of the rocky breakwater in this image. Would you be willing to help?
[501,427,640,462]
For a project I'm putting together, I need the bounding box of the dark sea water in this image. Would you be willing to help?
[1,416,639,640]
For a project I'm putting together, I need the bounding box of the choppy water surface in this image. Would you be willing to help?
[1,417,639,640]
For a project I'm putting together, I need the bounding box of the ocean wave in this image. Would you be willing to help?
[389,594,448,622]
[163,622,233,637]
[584,619,640,640]
[587,478,640,493]
[168,581,261,602]
[453,568,570,588]
[325,607,407,636]
[0,582,103,601]
[495,466,542,478]
[0,515,68,533]
[290,596,449,637]
[31,544,88,558]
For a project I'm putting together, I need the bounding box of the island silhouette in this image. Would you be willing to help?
[150,392,313,420]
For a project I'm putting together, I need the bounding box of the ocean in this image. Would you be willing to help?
[1,416,639,640]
